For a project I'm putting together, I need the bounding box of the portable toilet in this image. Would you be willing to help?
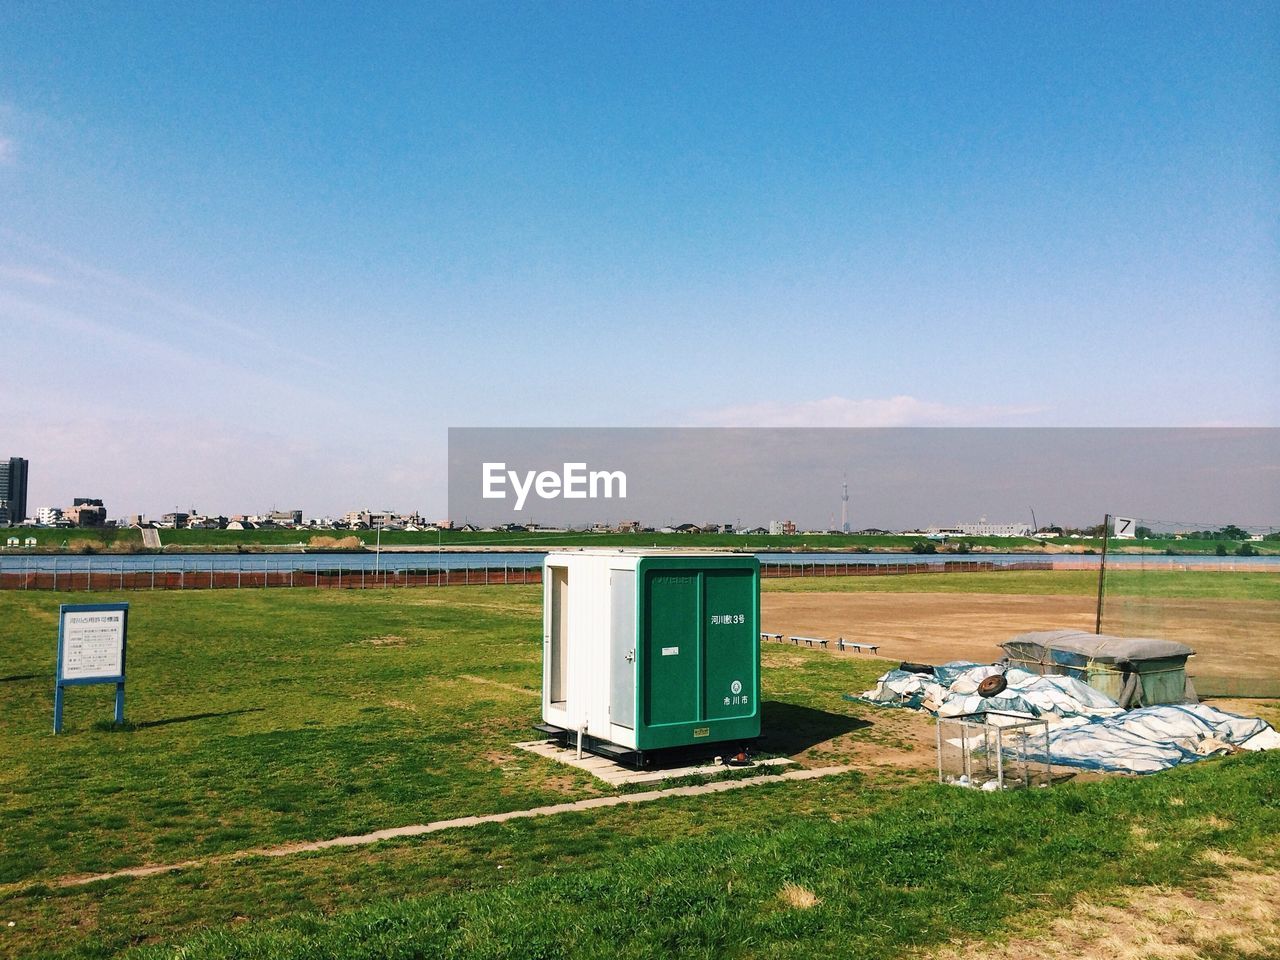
[541,549,761,759]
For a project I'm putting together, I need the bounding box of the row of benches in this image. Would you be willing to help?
[759,632,879,654]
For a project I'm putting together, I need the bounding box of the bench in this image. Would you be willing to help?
[789,636,829,649]
[836,637,879,654]
[759,632,784,643]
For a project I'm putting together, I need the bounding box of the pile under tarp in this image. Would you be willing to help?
[857,661,1280,773]
[1002,630,1194,665]
[1025,704,1280,774]
[858,662,1125,720]
[1001,630,1194,708]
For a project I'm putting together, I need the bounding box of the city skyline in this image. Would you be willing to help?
[7,425,1278,532]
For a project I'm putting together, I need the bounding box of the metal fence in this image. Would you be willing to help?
[0,554,1063,592]
[0,558,544,592]
[759,558,1054,578]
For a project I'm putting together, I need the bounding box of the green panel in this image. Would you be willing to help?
[702,569,758,721]
[1137,658,1190,706]
[641,570,699,727]
[634,556,761,751]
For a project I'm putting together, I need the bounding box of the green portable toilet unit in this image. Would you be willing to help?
[541,549,761,757]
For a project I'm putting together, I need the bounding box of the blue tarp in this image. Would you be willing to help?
[856,664,1280,774]
[1020,703,1280,773]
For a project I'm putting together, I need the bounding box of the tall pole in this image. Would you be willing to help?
[375,522,382,577]
[1094,513,1110,634]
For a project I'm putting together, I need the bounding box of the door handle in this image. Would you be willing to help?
[625,649,635,663]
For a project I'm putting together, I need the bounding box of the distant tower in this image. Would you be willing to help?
[841,475,849,533]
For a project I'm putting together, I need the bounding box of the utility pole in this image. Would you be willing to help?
[1095,513,1110,634]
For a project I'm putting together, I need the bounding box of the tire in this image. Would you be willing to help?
[978,674,1008,698]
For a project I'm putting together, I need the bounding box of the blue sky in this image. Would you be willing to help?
[1,2,1276,517]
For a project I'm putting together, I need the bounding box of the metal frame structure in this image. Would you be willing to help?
[936,711,1052,790]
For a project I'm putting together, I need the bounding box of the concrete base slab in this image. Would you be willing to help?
[514,739,797,786]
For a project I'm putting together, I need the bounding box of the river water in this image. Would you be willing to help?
[1,550,1276,574]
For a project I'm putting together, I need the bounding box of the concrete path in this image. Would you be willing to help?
[140,528,162,549]
[59,765,849,888]
[514,739,797,786]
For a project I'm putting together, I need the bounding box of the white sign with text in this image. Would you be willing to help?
[60,609,126,680]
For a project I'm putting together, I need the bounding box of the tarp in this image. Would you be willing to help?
[1001,630,1193,665]
[857,662,1124,720]
[856,662,1279,774]
[1023,704,1280,774]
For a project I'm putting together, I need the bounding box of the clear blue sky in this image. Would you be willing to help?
[1,2,1276,516]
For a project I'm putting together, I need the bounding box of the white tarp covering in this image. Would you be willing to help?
[1026,704,1280,773]
[860,662,1124,720]
[857,662,1279,773]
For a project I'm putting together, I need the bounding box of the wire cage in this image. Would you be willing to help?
[936,712,1053,791]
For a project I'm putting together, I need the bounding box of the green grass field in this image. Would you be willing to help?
[0,577,1276,959]
[0,528,143,551]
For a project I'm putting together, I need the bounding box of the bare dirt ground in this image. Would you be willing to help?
[762,592,1280,682]
[927,848,1280,960]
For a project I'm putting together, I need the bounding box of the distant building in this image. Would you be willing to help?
[925,520,1033,539]
[37,506,63,526]
[768,520,797,536]
[159,512,191,529]
[65,498,107,527]
[267,509,303,527]
[616,520,641,533]
[0,457,29,526]
[187,515,228,529]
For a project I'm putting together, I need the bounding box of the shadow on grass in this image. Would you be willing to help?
[761,700,870,755]
[133,708,266,730]
[0,673,44,683]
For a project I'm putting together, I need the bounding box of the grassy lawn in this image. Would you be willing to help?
[0,528,143,551]
[764,569,1280,601]
[0,582,1276,958]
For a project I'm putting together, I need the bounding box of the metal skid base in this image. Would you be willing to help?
[534,722,760,771]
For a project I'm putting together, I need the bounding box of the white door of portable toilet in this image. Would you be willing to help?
[542,550,641,750]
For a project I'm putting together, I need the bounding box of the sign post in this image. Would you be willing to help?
[1094,515,1110,635]
[54,602,129,733]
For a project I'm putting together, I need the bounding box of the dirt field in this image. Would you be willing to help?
[762,591,1280,682]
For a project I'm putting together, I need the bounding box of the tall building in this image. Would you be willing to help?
[66,498,107,527]
[0,457,28,526]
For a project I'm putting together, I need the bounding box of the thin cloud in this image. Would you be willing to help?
[687,394,1046,427]
[0,264,54,286]
[0,290,323,407]
[0,228,338,373]
[0,136,13,164]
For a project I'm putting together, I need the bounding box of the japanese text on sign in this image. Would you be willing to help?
[60,611,124,680]
[710,613,745,625]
